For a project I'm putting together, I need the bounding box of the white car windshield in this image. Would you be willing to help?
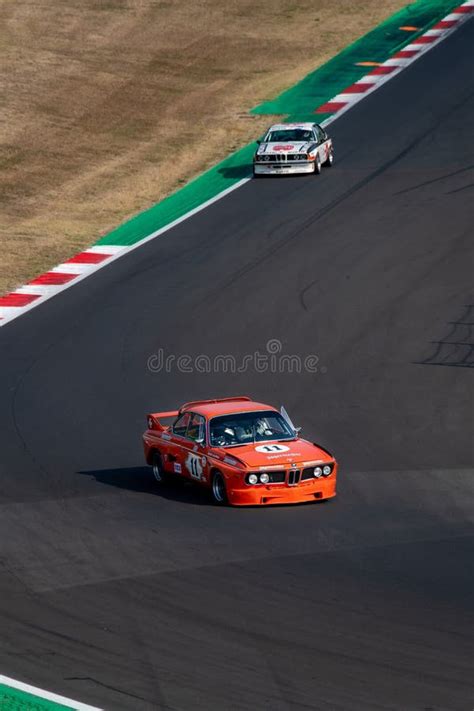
[209,410,295,447]
[266,128,314,142]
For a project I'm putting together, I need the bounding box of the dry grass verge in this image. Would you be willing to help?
[0,0,406,294]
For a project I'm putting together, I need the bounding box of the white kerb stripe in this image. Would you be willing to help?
[14,285,58,296]
[330,94,355,103]
[403,43,426,51]
[51,262,104,275]
[0,306,25,318]
[383,58,412,66]
[0,674,103,710]
[87,245,125,254]
[355,74,383,83]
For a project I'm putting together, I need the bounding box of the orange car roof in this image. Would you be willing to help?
[180,397,276,418]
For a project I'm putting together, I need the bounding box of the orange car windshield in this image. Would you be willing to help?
[209,410,295,448]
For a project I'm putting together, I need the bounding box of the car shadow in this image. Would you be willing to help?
[217,164,312,180]
[79,466,213,506]
[79,467,333,510]
[218,166,307,180]
[217,164,252,179]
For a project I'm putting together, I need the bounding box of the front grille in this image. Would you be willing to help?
[258,153,307,163]
[301,467,315,481]
[259,154,288,162]
[257,154,281,162]
[268,470,286,483]
[287,469,300,486]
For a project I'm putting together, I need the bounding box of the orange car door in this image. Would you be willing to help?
[166,411,191,476]
[180,412,209,485]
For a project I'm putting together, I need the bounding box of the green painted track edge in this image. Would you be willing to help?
[0,682,72,710]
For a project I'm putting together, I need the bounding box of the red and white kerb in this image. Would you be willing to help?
[315,1,473,117]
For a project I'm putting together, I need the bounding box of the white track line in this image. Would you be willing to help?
[0,674,103,710]
[0,179,250,327]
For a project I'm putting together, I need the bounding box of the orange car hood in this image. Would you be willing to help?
[220,438,332,468]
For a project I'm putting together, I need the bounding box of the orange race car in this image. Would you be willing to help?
[143,396,337,506]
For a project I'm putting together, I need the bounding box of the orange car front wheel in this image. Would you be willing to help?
[211,471,228,506]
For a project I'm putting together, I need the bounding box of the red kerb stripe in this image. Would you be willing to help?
[340,83,373,94]
[453,5,473,12]
[29,272,77,286]
[394,49,420,58]
[433,20,457,28]
[65,252,112,265]
[412,35,437,44]
[367,65,397,75]
[315,101,347,113]
[0,293,41,307]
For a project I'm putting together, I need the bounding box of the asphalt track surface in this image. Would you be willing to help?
[0,20,473,711]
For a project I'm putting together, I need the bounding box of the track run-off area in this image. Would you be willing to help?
[0,14,473,711]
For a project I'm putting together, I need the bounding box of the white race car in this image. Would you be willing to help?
[253,122,334,176]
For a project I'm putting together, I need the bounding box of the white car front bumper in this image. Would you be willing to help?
[253,161,315,175]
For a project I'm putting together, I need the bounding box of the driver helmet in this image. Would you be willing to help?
[255,418,270,436]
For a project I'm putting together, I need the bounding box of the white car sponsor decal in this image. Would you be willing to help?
[255,443,290,453]
[185,452,204,480]
[174,462,182,474]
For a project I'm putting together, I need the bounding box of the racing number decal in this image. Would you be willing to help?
[255,444,290,453]
[185,452,204,480]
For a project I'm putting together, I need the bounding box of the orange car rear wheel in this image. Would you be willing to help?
[151,451,167,484]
